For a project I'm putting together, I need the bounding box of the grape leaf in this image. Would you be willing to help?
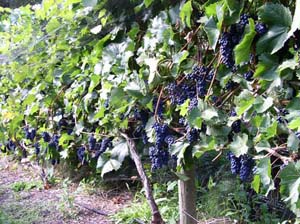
[180,1,192,28]
[229,133,249,157]
[204,17,220,51]
[234,19,256,64]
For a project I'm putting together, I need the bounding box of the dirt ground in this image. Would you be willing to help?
[0,155,132,224]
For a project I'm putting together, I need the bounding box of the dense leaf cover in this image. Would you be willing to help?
[0,0,300,219]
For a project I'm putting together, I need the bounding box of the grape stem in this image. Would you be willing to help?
[205,54,221,101]
[154,88,164,122]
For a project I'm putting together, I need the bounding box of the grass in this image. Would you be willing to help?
[10,180,43,192]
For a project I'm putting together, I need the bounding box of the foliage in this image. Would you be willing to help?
[1,0,300,222]
[112,182,178,224]
[10,180,43,192]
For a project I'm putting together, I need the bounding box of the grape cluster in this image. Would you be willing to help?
[231,120,242,133]
[153,97,164,118]
[88,135,96,150]
[34,143,40,155]
[24,127,36,141]
[219,14,250,69]
[6,140,16,151]
[243,71,254,81]
[219,32,235,68]
[77,146,85,163]
[42,131,51,142]
[227,152,255,182]
[186,127,200,143]
[227,151,241,174]
[150,122,175,170]
[277,108,289,124]
[49,134,60,150]
[153,122,169,149]
[255,22,268,36]
[240,155,255,182]
[149,146,169,170]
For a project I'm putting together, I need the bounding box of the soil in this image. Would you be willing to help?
[0,155,133,224]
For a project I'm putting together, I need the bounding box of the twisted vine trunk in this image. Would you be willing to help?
[121,133,164,224]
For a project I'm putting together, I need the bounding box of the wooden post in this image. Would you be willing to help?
[179,159,197,224]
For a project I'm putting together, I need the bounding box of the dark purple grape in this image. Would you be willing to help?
[164,135,175,147]
[88,135,96,150]
[34,143,40,155]
[255,22,268,36]
[219,32,235,68]
[227,151,241,175]
[100,137,112,153]
[77,146,85,163]
[42,132,51,142]
[186,128,199,143]
[188,97,198,110]
[231,120,241,133]
[240,154,255,182]
[24,127,36,141]
[7,140,16,151]
[239,14,249,26]
[243,71,254,81]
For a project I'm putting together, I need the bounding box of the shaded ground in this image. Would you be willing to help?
[0,156,132,224]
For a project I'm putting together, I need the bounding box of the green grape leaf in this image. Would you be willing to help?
[82,0,97,7]
[229,133,249,157]
[258,3,292,27]
[204,16,220,50]
[256,3,292,54]
[288,0,300,38]
[111,141,129,164]
[234,19,256,64]
[287,132,300,152]
[101,159,122,177]
[255,157,272,187]
[180,1,193,28]
[234,90,255,116]
[288,118,300,130]
[280,162,300,204]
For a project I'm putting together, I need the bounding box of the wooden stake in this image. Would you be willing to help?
[179,158,197,224]
[121,133,165,224]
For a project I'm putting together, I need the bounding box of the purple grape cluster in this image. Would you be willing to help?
[219,14,249,69]
[49,134,60,150]
[231,120,242,133]
[88,135,96,150]
[150,122,175,170]
[149,146,169,170]
[186,127,200,143]
[187,66,208,81]
[6,140,16,151]
[153,122,169,149]
[24,127,36,141]
[240,154,255,182]
[227,152,255,182]
[219,32,235,68]
[243,71,254,81]
[153,97,164,118]
[255,22,268,36]
[34,142,40,155]
[77,146,85,163]
[227,151,241,174]
[42,132,51,142]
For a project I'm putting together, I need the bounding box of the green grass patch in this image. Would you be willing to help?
[10,180,43,192]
